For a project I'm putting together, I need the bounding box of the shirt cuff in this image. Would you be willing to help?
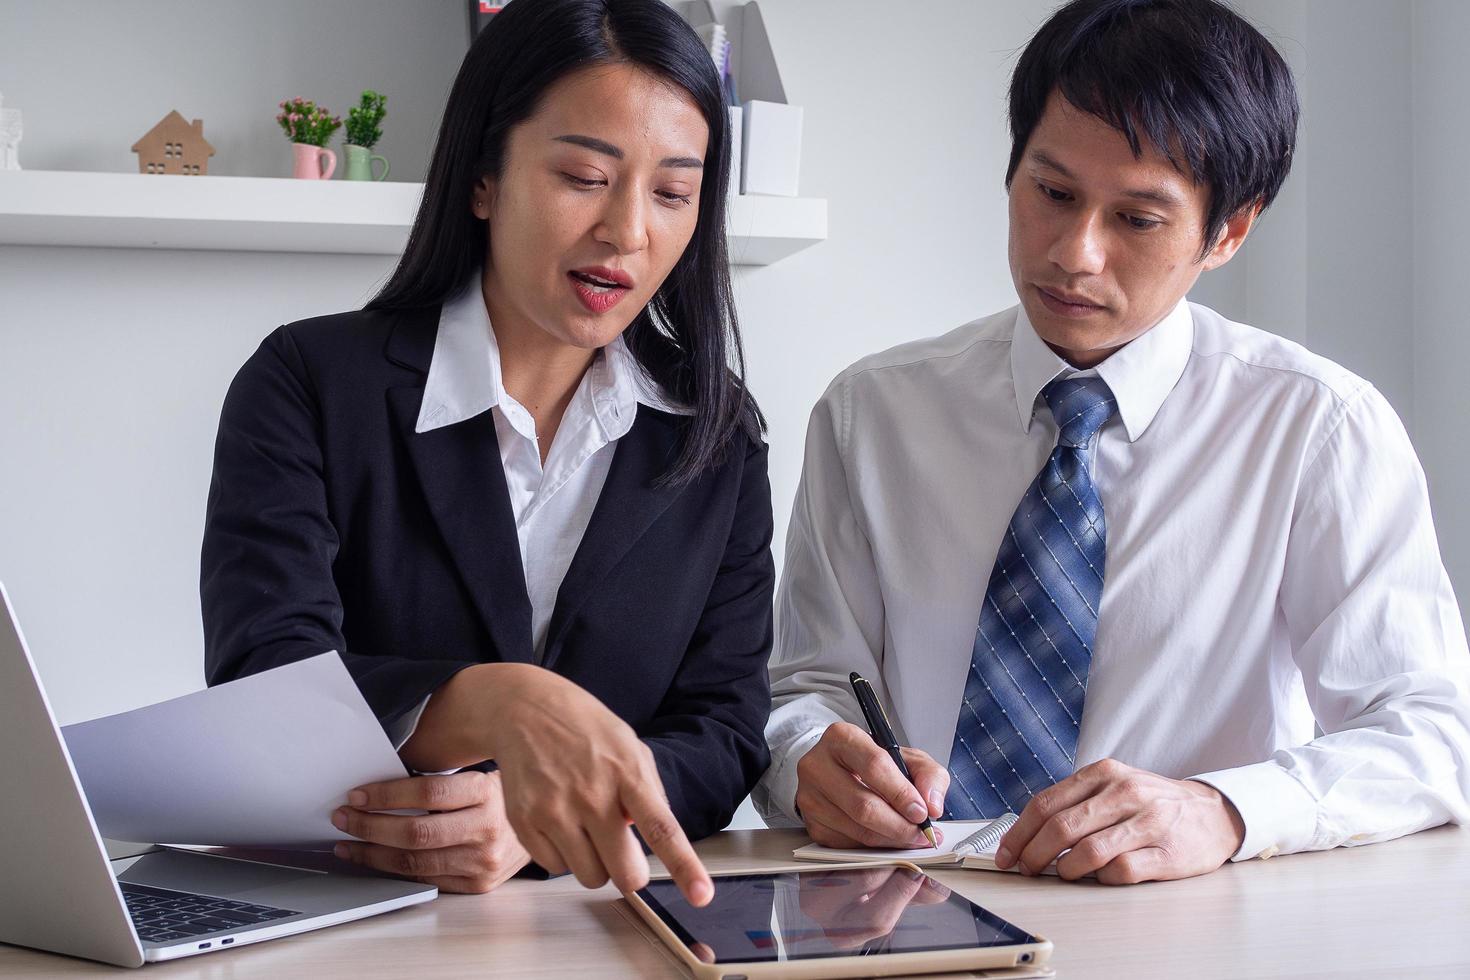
[753,726,827,826]
[385,694,433,750]
[1190,761,1319,861]
[385,694,460,777]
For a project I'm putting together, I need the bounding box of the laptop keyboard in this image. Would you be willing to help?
[121,882,300,945]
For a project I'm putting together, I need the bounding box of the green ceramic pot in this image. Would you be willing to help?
[344,143,389,181]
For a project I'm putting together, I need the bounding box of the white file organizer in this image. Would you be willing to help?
[677,1,804,197]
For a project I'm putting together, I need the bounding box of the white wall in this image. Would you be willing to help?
[1222,0,1469,612]
[1226,0,1309,344]
[0,1,465,180]
[1412,0,1470,610]
[0,0,465,723]
[0,247,396,722]
[1299,0,1415,422]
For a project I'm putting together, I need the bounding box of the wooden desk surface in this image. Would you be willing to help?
[2,825,1467,978]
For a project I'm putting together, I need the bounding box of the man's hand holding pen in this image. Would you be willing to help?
[795,722,949,849]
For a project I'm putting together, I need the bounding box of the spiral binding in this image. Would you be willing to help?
[951,812,1020,856]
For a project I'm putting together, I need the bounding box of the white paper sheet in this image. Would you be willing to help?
[61,653,407,848]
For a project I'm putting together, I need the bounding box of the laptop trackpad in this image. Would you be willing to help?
[115,848,321,898]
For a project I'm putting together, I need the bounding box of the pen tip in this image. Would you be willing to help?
[923,826,938,848]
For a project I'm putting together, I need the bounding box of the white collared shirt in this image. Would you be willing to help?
[386,284,681,751]
[415,282,683,662]
[755,299,1470,863]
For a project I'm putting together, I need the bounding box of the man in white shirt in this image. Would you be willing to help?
[755,0,1470,884]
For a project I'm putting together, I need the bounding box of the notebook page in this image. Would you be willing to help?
[791,815,1017,864]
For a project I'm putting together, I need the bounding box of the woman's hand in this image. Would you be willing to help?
[331,770,530,893]
[490,666,714,905]
[401,663,714,907]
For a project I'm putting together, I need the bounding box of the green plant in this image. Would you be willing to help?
[345,90,388,149]
[276,97,342,147]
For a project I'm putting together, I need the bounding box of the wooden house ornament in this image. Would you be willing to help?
[132,110,214,175]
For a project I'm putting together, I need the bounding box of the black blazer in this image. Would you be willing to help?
[201,305,775,840]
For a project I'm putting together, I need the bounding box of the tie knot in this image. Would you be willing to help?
[1042,377,1117,448]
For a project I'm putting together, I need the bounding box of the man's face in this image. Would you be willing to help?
[1008,92,1253,367]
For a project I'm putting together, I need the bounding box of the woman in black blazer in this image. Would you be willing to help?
[201,0,772,905]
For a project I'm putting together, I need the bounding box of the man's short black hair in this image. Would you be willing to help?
[1007,0,1299,259]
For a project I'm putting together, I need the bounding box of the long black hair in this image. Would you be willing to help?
[367,0,762,484]
[1006,0,1299,261]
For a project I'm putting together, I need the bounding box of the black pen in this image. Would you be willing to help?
[848,671,938,848]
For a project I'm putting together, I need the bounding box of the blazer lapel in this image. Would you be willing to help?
[540,411,686,670]
[383,309,534,664]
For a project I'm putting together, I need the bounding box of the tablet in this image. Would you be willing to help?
[625,862,1052,979]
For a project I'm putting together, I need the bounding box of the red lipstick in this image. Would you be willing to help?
[567,265,633,314]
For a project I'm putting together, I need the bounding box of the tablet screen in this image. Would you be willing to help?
[635,866,1039,964]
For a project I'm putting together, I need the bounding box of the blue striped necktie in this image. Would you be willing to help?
[944,376,1117,819]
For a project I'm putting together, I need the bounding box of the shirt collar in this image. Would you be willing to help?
[415,280,685,436]
[1010,297,1193,442]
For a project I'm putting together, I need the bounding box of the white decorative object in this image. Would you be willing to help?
[727,106,743,200]
[741,99,802,197]
[0,92,22,172]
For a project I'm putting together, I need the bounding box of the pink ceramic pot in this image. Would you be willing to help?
[292,142,336,180]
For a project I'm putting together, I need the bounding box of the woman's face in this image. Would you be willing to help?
[473,62,710,352]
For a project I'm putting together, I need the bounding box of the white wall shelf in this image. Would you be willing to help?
[726,193,826,265]
[0,170,825,266]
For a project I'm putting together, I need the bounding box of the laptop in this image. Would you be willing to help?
[0,582,437,968]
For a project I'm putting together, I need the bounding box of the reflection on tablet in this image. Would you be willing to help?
[636,865,1038,964]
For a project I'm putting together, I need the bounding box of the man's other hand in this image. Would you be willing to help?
[994,758,1246,884]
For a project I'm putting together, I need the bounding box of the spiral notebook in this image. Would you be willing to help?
[791,812,1073,878]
